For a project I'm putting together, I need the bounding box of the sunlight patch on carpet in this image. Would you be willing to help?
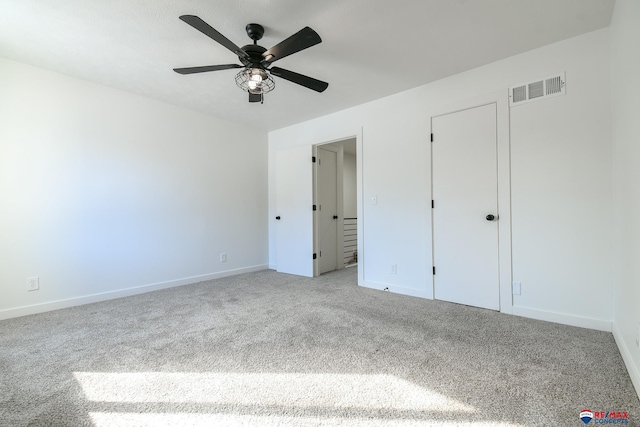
[89,412,524,426]
[74,372,475,412]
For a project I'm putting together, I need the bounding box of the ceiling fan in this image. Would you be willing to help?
[173,15,329,104]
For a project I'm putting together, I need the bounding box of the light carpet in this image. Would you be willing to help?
[1,268,638,426]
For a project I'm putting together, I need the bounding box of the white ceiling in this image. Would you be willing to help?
[0,0,614,131]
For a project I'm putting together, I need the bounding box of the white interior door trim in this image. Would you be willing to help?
[427,90,512,314]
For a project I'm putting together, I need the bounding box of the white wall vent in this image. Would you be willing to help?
[509,72,566,107]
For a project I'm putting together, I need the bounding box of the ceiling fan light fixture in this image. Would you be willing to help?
[235,67,275,95]
[250,75,262,84]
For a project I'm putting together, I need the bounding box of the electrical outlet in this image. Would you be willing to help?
[27,276,39,291]
[220,253,227,263]
[512,282,521,295]
[636,322,640,349]
[391,264,397,274]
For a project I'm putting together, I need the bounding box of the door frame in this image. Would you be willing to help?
[428,90,512,314]
[309,128,363,281]
[313,143,343,276]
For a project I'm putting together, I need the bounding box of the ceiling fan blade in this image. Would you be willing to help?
[179,15,249,60]
[173,64,242,75]
[249,93,262,103]
[262,27,321,64]
[270,67,328,93]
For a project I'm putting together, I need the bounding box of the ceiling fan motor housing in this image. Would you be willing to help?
[239,44,268,68]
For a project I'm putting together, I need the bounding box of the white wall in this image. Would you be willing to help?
[343,152,357,219]
[269,28,613,330]
[610,0,640,397]
[0,58,268,319]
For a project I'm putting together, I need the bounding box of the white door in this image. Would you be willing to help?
[317,147,338,274]
[432,103,499,310]
[276,146,313,277]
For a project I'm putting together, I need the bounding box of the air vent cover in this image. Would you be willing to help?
[509,72,566,107]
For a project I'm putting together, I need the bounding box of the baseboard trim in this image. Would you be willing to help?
[0,264,268,321]
[612,322,640,400]
[359,280,431,299]
[512,306,612,332]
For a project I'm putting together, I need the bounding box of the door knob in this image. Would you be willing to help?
[486,214,497,221]
[333,215,338,219]
[275,216,281,220]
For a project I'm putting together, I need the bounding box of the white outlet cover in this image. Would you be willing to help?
[27,276,39,291]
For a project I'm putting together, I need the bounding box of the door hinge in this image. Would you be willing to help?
[313,205,317,211]
[431,200,434,208]
[312,156,316,163]
[313,253,317,259]
[433,266,436,275]
[430,133,434,142]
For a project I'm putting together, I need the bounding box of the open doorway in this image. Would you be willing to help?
[313,138,358,276]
